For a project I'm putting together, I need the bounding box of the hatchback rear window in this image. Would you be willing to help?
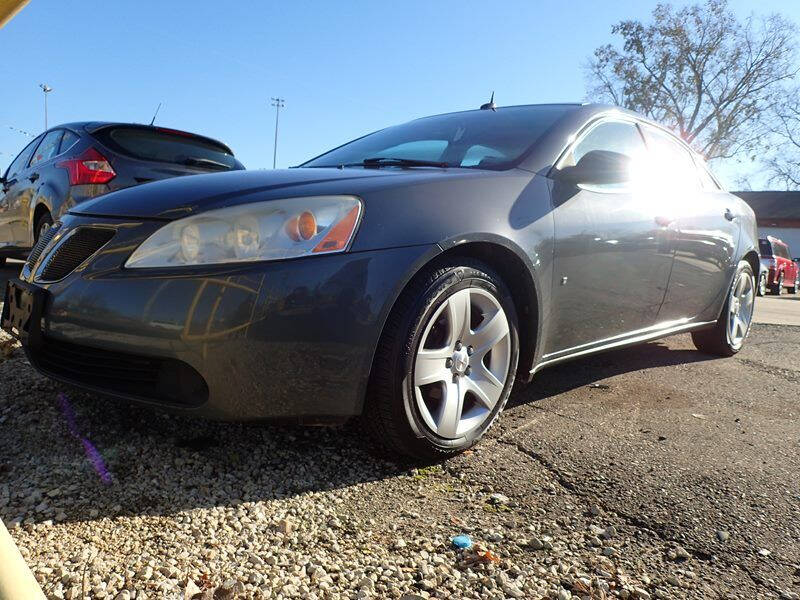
[94,127,237,170]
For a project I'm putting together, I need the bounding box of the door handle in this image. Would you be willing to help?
[27,173,39,183]
[724,208,736,221]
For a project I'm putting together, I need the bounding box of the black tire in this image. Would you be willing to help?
[789,274,799,295]
[0,257,6,268]
[34,211,53,243]
[770,272,783,295]
[757,272,767,297]
[692,260,754,357]
[363,259,520,461]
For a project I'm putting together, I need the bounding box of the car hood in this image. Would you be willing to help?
[69,167,499,220]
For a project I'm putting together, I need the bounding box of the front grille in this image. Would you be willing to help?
[38,227,116,281]
[31,337,208,407]
[26,221,62,270]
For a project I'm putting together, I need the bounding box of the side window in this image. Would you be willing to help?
[59,130,80,154]
[694,156,721,191]
[561,120,646,189]
[641,126,702,191]
[29,130,64,168]
[565,121,646,167]
[4,135,43,180]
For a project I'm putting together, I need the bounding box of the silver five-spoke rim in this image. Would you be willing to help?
[727,271,754,349]
[413,288,510,439]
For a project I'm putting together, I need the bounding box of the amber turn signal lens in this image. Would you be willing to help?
[313,205,360,253]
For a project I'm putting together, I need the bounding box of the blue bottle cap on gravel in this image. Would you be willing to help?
[451,534,473,549]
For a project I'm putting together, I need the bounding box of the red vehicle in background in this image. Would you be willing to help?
[758,236,799,295]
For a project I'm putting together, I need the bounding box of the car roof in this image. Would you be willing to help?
[42,121,235,155]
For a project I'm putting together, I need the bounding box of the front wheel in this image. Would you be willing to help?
[692,260,755,357]
[789,273,799,295]
[363,259,519,460]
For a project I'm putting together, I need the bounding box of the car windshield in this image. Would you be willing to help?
[301,105,572,170]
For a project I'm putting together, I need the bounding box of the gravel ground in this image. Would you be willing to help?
[1,321,799,600]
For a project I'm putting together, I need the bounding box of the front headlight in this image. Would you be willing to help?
[125,195,362,268]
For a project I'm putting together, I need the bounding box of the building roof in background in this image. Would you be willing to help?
[733,191,800,223]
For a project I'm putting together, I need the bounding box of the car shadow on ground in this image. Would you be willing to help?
[1,332,714,527]
[509,339,715,407]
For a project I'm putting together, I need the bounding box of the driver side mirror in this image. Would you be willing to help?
[555,149,632,186]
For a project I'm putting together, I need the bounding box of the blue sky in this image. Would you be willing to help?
[1,0,798,187]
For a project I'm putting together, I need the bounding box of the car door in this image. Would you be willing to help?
[8,129,65,246]
[642,126,739,323]
[546,118,675,356]
[0,134,43,249]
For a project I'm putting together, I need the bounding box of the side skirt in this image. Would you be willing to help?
[530,318,716,376]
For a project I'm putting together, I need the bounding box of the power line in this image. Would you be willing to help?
[2,125,37,138]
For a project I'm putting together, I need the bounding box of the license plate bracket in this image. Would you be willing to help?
[1,279,45,349]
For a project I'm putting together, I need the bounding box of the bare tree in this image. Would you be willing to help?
[765,93,800,189]
[586,0,798,161]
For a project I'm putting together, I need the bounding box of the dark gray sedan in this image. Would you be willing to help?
[2,103,759,459]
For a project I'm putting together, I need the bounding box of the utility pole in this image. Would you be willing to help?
[270,97,285,169]
[39,83,52,130]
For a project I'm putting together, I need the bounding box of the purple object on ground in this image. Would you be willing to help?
[56,393,112,485]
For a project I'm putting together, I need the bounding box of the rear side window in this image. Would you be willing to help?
[4,135,42,179]
[59,130,80,154]
[775,243,789,259]
[29,130,64,167]
[759,240,772,257]
[95,127,236,170]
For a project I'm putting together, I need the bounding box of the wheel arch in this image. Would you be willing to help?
[368,235,542,396]
[742,249,759,281]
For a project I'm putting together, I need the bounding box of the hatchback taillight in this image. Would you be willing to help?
[56,148,116,185]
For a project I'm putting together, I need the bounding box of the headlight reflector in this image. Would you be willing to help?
[125,195,361,268]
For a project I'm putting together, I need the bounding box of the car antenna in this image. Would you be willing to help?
[480,92,496,111]
[149,102,162,126]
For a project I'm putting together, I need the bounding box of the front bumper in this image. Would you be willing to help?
[17,214,437,420]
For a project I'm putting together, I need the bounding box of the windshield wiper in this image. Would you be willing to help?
[346,157,450,168]
[182,157,231,170]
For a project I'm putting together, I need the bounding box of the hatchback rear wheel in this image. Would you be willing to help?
[34,212,53,244]
[364,259,519,460]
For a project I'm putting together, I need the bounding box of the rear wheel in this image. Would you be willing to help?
[34,211,53,243]
[789,273,799,295]
[692,260,755,357]
[363,259,519,460]
[757,272,767,297]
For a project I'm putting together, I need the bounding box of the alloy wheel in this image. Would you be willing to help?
[727,271,754,349]
[413,287,511,439]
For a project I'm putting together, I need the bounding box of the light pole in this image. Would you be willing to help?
[39,84,52,130]
[270,97,285,169]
